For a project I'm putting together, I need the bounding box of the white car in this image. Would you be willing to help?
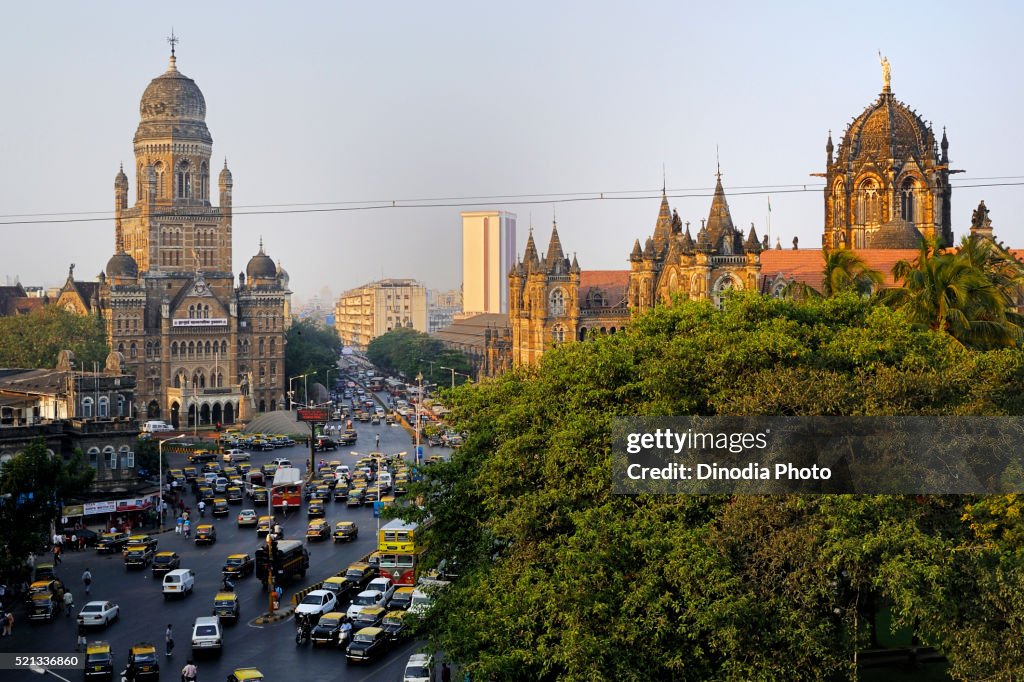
[294,589,337,620]
[162,568,195,599]
[191,616,223,654]
[403,653,435,682]
[366,577,396,603]
[78,600,119,627]
[270,457,292,468]
[222,449,251,463]
[346,589,388,619]
[408,589,433,616]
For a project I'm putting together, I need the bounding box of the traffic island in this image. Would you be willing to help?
[253,606,295,625]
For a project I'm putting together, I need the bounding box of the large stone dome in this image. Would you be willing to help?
[835,91,933,165]
[869,218,925,249]
[246,243,277,280]
[105,251,139,279]
[134,55,212,145]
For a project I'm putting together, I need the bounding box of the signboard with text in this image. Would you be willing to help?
[296,408,330,423]
[172,318,228,327]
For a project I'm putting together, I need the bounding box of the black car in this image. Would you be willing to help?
[336,431,357,445]
[314,437,337,452]
[152,552,181,578]
[381,611,408,642]
[345,627,388,663]
[96,532,130,554]
[310,613,349,647]
[222,553,254,579]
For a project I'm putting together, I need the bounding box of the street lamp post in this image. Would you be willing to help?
[158,434,184,533]
[289,373,312,409]
[415,372,423,466]
[439,366,456,390]
[29,666,73,682]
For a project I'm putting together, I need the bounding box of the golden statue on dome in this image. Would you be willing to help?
[878,51,891,91]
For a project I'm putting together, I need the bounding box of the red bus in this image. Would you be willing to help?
[377,519,425,586]
[271,467,302,511]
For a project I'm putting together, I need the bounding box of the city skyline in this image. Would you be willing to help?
[2,2,1023,300]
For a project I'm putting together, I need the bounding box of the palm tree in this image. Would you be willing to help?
[782,249,883,300]
[883,238,1021,348]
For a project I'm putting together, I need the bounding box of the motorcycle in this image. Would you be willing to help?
[295,615,311,645]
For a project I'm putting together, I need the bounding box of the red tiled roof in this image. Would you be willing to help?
[580,270,629,309]
[759,249,920,291]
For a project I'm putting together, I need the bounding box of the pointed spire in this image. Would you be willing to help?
[630,238,643,262]
[826,129,834,163]
[643,237,656,260]
[259,236,264,254]
[167,29,179,72]
[570,253,580,274]
[705,167,735,246]
[940,126,949,163]
[679,223,694,253]
[545,219,565,271]
[652,190,673,247]
[744,223,762,253]
[523,229,540,271]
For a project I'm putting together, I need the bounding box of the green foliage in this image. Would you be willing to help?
[414,293,1024,680]
[367,328,471,382]
[0,306,108,369]
[285,319,342,402]
[0,438,94,578]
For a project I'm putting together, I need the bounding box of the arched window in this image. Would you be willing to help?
[269,339,276,356]
[552,325,566,343]
[221,340,227,355]
[129,343,137,358]
[154,161,165,198]
[203,304,210,319]
[173,373,181,388]
[205,341,212,356]
[189,305,195,319]
[117,342,125,354]
[200,162,209,201]
[549,289,565,316]
[199,373,206,388]
[105,446,116,470]
[901,177,918,222]
[98,396,109,418]
[187,341,194,358]
[857,178,880,224]
[832,179,846,227]
[82,397,93,418]
[171,342,178,358]
[117,395,125,416]
[177,160,191,199]
[258,338,265,356]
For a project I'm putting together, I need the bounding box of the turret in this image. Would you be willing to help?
[744,223,762,254]
[940,127,949,164]
[630,239,643,262]
[115,164,129,210]
[826,130,834,165]
[219,159,233,210]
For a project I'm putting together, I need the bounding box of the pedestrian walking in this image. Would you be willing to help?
[70,533,77,551]
[63,589,74,616]
[76,622,87,651]
[165,624,174,657]
[82,568,92,596]
[175,516,183,535]
[3,610,13,637]
[181,659,197,682]
[78,534,86,551]
[375,434,380,448]
[52,544,62,565]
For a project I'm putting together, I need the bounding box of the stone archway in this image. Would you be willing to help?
[170,402,180,429]
[188,404,196,427]
[270,399,277,411]
[147,401,160,418]
[259,399,266,413]
[212,403,223,425]
[224,402,234,424]
[200,403,211,425]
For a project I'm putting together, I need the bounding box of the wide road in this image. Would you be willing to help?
[2,397,454,682]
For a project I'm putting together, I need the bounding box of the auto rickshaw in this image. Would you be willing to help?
[227,668,264,682]
[84,641,114,681]
[126,642,160,681]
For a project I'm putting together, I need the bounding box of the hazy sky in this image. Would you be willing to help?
[2,2,1023,302]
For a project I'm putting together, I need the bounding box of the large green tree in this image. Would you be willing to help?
[367,328,471,384]
[284,319,342,403]
[0,438,94,579]
[409,293,1024,681]
[0,306,108,369]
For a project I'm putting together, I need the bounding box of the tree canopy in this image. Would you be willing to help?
[367,327,472,384]
[411,293,1024,681]
[285,319,342,403]
[0,438,94,579]
[0,306,108,369]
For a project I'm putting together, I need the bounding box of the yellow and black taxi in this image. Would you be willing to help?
[84,641,114,680]
[256,515,274,536]
[126,642,159,681]
[352,605,387,630]
[363,486,380,505]
[381,609,408,642]
[226,486,244,504]
[168,469,186,487]
[227,668,264,682]
[321,576,356,602]
[307,498,325,517]
[211,591,240,623]
[151,551,180,578]
[28,585,60,621]
[380,494,396,508]
[237,462,252,475]
[212,498,230,517]
[333,520,359,543]
[197,485,215,503]
[123,534,157,555]
[182,466,199,482]
[344,562,378,589]
[194,523,217,545]
[345,626,388,663]
[310,483,332,502]
[96,531,130,554]
[123,543,155,570]
[388,586,416,611]
[34,562,56,580]
[393,476,409,496]
[222,553,254,579]
[306,518,330,541]
[333,481,350,502]
[310,611,349,647]
[252,486,268,504]
[346,488,364,507]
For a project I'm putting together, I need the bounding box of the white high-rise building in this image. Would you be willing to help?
[461,211,516,315]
